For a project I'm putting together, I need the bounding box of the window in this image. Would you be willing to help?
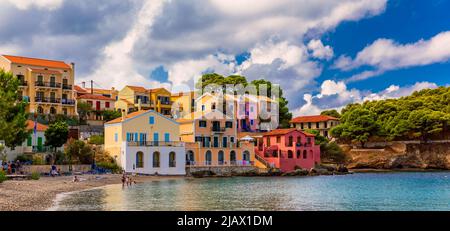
[218,151,224,165]
[324,121,328,128]
[164,133,170,142]
[230,151,236,164]
[222,137,228,148]
[202,105,205,111]
[316,122,320,128]
[213,136,219,147]
[276,136,281,143]
[296,136,301,146]
[288,150,293,158]
[225,121,233,128]
[288,136,293,146]
[114,133,118,142]
[266,137,270,146]
[169,152,176,167]
[250,107,254,112]
[308,122,312,129]
[303,150,307,159]
[199,120,207,127]
[250,120,254,125]
[300,123,304,130]
[153,152,160,168]
[50,107,56,114]
[324,131,328,137]
[211,103,216,110]
[205,150,212,165]
[149,116,155,124]
[296,150,301,159]
[136,152,144,168]
[230,137,235,143]
[105,102,110,108]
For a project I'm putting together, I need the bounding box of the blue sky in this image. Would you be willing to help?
[1,0,449,115]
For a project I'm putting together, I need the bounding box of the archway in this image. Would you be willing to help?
[186,150,194,165]
[169,152,176,167]
[218,150,224,165]
[205,150,212,165]
[153,151,160,168]
[136,151,144,168]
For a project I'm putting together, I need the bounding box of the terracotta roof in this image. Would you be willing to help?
[26,120,48,132]
[126,85,147,93]
[120,99,134,105]
[74,85,88,93]
[237,132,265,139]
[93,88,117,95]
[290,115,339,123]
[78,94,114,101]
[2,55,71,69]
[29,68,62,75]
[105,110,149,124]
[263,128,316,137]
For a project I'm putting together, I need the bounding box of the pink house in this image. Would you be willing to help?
[255,128,320,172]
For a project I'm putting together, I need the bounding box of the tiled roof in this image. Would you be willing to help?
[105,110,149,124]
[290,115,339,123]
[126,85,147,93]
[2,55,71,69]
[29,68,62,75]
[74,85,88,93]
[263,128,316,137]
[26,120,48,132]
[78,94,114,101]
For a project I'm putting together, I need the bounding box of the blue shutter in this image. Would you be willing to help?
[149,116,155,124]
[134,133,138,141]
[164,133,170,142]
[126,133,130,141]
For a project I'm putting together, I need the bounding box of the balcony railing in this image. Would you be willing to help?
[62,84,72,90]
[61,99,76,105]
[187,160,254,167]
[19,81,28,86]
[127,141,184,147]
[35,97,60,104]
[211,127,226,133]
[35,81,61,88]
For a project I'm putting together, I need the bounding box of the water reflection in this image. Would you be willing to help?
[55,172,450,211]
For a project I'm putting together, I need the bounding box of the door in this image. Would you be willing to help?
[50,76,56,87]
[96,101,101,111]
[37,137,43,152]
[213,136,219,147]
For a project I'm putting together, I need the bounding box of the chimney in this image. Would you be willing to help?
[138,98,142,111]
[121,109,127,121]
[82,81,85,88]
[90,80,93,94]
[71,62,75,80]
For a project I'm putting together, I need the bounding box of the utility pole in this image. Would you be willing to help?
[90,80,93,94]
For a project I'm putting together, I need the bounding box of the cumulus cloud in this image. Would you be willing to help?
[5,0,64,10]
[292,80,438,116]
[334,31,450,82]
[307,40,334,60]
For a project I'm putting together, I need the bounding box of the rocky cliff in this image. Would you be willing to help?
[343,142,450,170]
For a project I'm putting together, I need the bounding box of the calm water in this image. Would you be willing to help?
[53,172,450,211]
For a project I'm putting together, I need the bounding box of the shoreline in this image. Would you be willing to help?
[0,174,184,211]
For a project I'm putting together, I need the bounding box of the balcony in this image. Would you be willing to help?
[62,84,72,90]
[19,81,28,87]
[35,81,61,88]
[61,99,76,105]
[127,141,184,147]
[211,127,226,133]
[35,97,60,104]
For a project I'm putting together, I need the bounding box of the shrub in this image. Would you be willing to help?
[32,155,45,165]
[88,135,104,145]
[15,154,33,163]
[0,170,6,183]
[321,142,349,164]
[96,161,122,174]
[30,172,40,180]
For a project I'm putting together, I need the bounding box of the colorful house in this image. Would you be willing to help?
[290,115,340,138]
[255,128,320,172]
[115,86,173,117]
[0,55,77,116]
[104,110,185,175]
[77,94,116,122]
[177,110,255,167]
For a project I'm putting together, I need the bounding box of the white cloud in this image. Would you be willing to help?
[335,31,450,82]
[5,0,64,10]
[307,40,334,60]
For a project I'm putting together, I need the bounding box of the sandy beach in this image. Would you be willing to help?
[0,174,183,211]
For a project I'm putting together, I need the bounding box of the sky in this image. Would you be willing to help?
[1,0,450,116]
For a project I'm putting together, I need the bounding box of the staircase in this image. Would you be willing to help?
[254,153,274,169]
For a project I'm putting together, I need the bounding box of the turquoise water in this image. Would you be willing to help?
[54,172,450,211]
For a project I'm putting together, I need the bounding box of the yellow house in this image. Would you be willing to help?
[0,55,77,116]
[177,110,255,167]
[104,109,185,175]
[115,86,173,117]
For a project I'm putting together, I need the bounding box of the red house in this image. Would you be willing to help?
[255,128,320,172]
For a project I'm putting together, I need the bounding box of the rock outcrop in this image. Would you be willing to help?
[345,142,450,170]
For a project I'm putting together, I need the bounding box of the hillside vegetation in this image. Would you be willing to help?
[331,86,450,146]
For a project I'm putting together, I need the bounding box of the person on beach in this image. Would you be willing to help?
[50,165,57,177]
[73,175,80,182]
[121,174,126,188]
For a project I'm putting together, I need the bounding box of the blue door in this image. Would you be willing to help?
[153,133,159,146]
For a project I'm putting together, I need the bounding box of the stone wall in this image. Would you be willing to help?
[186,166,259,176]
[20,165,91,174]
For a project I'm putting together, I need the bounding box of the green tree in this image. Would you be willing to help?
[321,109,340,118]
[65,139,94,165]
[0,69,30,149]
[102,110,122,122]
[320,142,348,164]
[77,101,92,122]
[305,129,328,145]
[88,135,104,145]
[251,79,292,128]
[45,121,69,161]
